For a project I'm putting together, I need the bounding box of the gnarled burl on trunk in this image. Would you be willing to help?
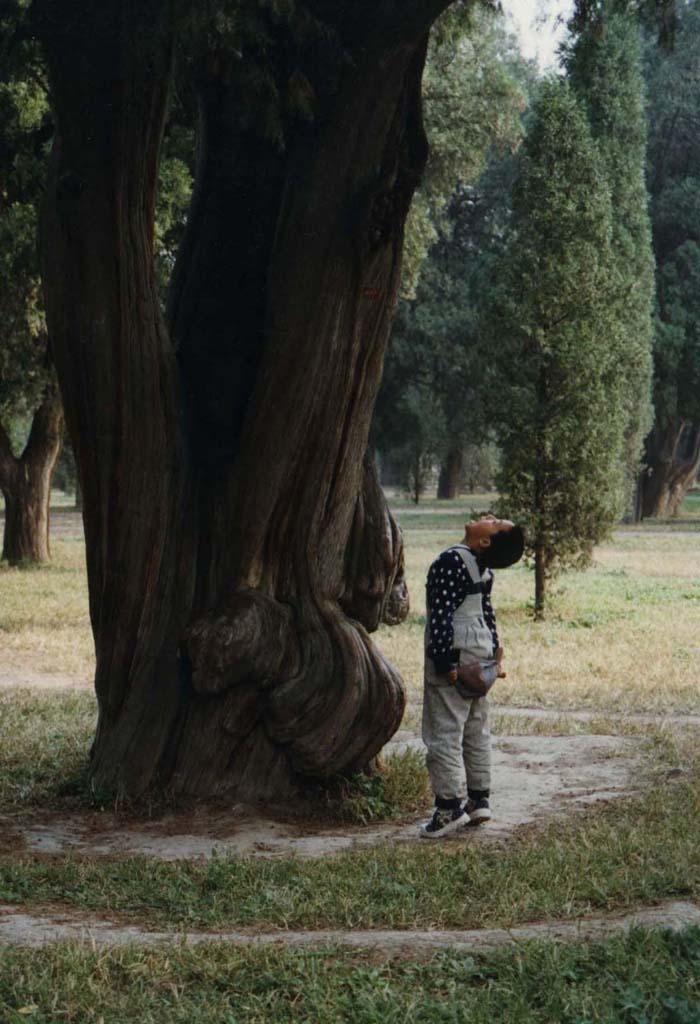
[35,0,449,801]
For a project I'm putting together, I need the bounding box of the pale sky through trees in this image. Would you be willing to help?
[501,0,574,69]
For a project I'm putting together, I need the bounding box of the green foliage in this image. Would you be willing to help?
[0,6,52,426]
[487,79,625,609]
[154,154,193,297]
[645,2,700,427]
[402,4,530,295]
[567,11,655,510]
[375,13,533,500]
[178,0,346,153]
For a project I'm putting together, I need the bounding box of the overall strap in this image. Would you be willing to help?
[446,545,485,594]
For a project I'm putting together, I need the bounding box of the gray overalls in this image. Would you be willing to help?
[422,546,494,801]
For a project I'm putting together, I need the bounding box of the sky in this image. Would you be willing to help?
[500,0,575,70]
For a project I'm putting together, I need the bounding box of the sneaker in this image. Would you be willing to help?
[420,805,469,839]
[465,797,492,825]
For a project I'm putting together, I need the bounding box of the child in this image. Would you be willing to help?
[420,516,525,839]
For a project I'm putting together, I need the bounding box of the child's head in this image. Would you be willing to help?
[464,516,524,570]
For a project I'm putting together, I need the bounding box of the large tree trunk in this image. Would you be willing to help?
[37,0,444,803]
[641,419,700,518]
[437,445,464,499]
[0,394,63,565]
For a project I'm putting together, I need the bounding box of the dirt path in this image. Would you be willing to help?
[489,706,700,728]
[1,900,698,952]
[1,734,641,860]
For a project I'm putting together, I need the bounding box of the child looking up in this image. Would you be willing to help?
[420,516,524,839]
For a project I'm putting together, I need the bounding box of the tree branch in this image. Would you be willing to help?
[22,389,63,472]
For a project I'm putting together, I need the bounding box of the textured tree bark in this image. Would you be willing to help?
[641,420,700,518]
[0,394,63,565]
[341,453,410,631]
[437,445,464,500]
[36,0,443,801]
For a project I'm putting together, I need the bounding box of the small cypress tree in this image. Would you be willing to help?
[487,79,623,618]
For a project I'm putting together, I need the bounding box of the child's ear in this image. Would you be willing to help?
[480,536,492,550]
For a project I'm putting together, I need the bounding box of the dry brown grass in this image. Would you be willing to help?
[376,497,700,723]
[0,537,93,680]
[3,495,700,723]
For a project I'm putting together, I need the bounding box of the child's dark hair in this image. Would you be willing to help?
[478,525,525,570]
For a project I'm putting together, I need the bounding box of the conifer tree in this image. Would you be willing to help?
[567,11,655,520]
[641,1,700,516]
[487,80,622,618]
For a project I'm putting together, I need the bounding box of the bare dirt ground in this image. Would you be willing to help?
[0,734,641,860]
[1,899,699,952]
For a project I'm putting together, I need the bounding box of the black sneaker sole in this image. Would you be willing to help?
[467,809,492,826]
[419,811,469,839]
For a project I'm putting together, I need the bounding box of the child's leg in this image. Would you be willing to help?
[462,696,491,798]
[422,656,470,803]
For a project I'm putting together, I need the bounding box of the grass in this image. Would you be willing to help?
[0,535,93,680]
[4,491,700,719]
[0,731,697,932]
[332,748,431,824]
[2,927,700,1023]
[0,690,95,811]
[2,491,699,937]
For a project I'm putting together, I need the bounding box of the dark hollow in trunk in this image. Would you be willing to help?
[437,445,464,500]
[641,419,700,519]
[0,395,63,566]
[36,0,445,803]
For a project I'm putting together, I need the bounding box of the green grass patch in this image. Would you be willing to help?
[331,748,430,824]
[2,752,698,932]
[0,690,96,811]
[2,927,700,1023]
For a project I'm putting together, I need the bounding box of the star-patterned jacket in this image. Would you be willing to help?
[426,547,499,674]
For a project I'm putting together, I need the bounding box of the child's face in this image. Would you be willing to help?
[465,515,515,551]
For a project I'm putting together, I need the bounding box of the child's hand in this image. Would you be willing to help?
[456,662,489,696]
[446,667,458,685]
[495,646,507,679]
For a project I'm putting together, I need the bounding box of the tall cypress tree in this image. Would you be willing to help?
[567,11,655,521]
[487,79,622,618]
[642,2,700,517]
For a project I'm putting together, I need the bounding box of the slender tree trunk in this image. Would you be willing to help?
[37,0,439,802]
[629,471,644,524]
[642,419,700,518]
[534,542,546,621]
[0,394,63,565]
[412,450,421,504]
[437,445,463,500]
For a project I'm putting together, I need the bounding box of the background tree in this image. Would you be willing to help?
[641,1,700,516]
[374,8,530,499]
[401,3,527,295]
[488,79,623,618]
[567,9,655,520]
[33,0,465,803]
[0,0,194,565]
[0,2,62,565]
